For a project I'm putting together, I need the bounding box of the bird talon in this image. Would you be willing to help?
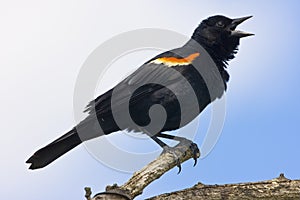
[176,160,182,174]
[189,142,200,167]
[175,138,200,167]
[161,146,182,174]
[193,158,197,167]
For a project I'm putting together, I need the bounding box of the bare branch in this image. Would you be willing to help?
[89,142,199,200]
[147,173,300,200]
[85,145,300,200]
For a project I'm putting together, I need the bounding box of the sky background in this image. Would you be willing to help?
[1,0,300,199]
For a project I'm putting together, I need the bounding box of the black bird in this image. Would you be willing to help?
[26,15,253,170]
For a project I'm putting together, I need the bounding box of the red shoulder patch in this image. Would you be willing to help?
[150,53,200,67]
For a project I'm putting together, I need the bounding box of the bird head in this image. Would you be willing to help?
[191,15,253,63]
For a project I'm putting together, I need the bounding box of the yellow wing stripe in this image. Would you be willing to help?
[150,53,200,67]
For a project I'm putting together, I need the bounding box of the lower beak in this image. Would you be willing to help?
[229,16,254,38]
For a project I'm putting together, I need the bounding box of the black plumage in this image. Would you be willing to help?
[26,15,253,170]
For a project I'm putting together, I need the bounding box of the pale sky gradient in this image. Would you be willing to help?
[1,1,299,199]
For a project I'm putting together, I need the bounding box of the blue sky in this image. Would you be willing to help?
[1,1,300,199]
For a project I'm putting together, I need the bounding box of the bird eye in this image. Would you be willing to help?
[216,21,225,28]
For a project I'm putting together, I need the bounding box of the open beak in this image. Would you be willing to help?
[229,16,254,38]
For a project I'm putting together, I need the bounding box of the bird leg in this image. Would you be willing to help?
[150,135,183,173]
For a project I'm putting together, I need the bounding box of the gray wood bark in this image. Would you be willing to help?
[147,173,300,200]
[86,142,199,200]
[84,142,300,200]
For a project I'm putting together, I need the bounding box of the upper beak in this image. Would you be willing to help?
[229,16,254,38]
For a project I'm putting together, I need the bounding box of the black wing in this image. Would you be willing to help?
[84,50,196,115]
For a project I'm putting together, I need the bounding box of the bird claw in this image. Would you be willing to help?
[176,138,200,167]
[189,142,200,166]
[176,159,182,174]
[161,139,200,174]
[162,146,182,174]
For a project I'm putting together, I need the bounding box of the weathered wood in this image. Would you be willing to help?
[147,173,300,200]
[87,142,200,200]
[84,144,299,200]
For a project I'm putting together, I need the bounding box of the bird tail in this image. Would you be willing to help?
[26,128,82,170]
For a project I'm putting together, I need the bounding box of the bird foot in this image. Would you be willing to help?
[161,138,200,174]
[175,138,200,167]
[161,145,182,174]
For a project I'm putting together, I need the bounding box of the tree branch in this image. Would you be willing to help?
[86,142,199,200]
[84,144,300,200]
[147,173,300,200]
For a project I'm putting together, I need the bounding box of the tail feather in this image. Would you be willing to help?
[26,128,81,170]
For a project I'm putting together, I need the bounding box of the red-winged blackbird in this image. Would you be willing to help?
[27,15,253,170]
